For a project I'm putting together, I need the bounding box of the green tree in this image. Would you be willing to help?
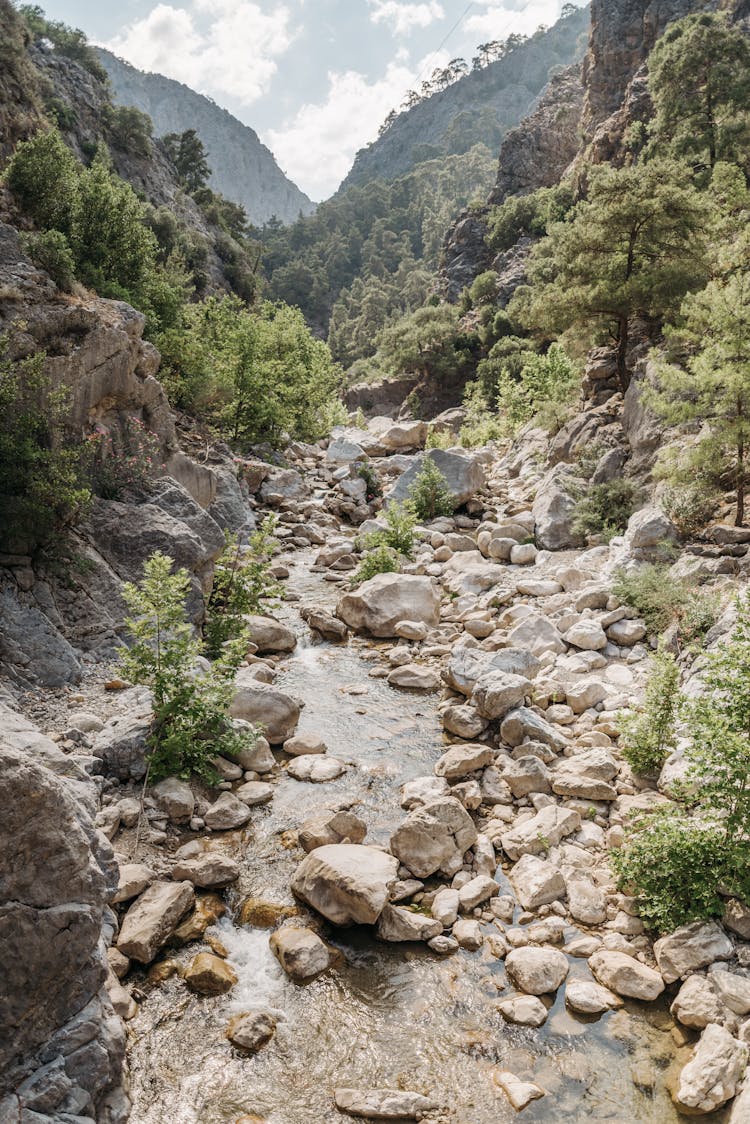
[648,13,750,173]
[513,160,711,389]
[619,646,680,774]
[376,304,471,384]
[3,127,79,233]
[204,517,283,658]
[163,129,211,192]
[409,457,455,520]
[120,552,255,782]
[0,336,89,550]
[645,269,750,525]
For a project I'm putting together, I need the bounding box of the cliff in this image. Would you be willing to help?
[97,49,316,224]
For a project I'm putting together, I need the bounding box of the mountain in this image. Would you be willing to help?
[96,48,315,226]
[338,4,590,193]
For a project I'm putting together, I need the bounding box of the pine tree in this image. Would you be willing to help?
[646,268,750,525]
[512,160,711,389]
[648,13,750,174]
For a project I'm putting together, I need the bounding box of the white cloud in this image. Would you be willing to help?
[368,1,444,35]
[466,0,562,40]
[267,50,448,199]
[104,1,294,106]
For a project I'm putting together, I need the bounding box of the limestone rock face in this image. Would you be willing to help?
[390,797,478,879]
[337,574,440,638]
[0,705,127,1121]
[291,844,399,926]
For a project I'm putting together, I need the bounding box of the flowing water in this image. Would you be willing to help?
[125,551,718,1124]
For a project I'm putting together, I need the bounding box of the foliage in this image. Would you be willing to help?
[409,457,455,521]
[614,594,750,931]
[366,501,416,558]
[571,479,638,541]
[18,4,108,81]
[648,13,750,175]
[486,183,575,252]
[86,417,164,500]
[356,463,382,503]
[459,380,503,447]
[4,127,79,233]
[163,129,211,193]
[352,544,400,585]
[204,517,282,659]
[426,427,454,450]
[612,564,719,644]
[120,552,255,783]
[644,269,750,525]
[661,481,719,537]
[512,160,711,388]
[618,647,680,774]
[158,295,342,447]
[611,812,729,933]
[497,343,579,432]
[105,105,153,158]
[0,336,89,551]
[373,304,474,386]
[22,229,75,290]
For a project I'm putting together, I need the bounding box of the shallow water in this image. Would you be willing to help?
[125,551,720,1124]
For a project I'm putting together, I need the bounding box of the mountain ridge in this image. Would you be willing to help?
[96,48,315,226]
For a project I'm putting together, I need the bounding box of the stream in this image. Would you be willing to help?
[125,549,709,1124]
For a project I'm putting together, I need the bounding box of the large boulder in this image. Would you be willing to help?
[269,925,331,981]
[390,797,477,879]
[230,668,301,743]
[674,1024,747,1114]
[532,466,585,551]
[0,706,127,1119]
[505,947,569,995]
[291,844,398,925]
[336,574,440,638]
[444,647,540,697]
[93,709,151,782]
[386,449,485,509]
[244,615,297,654]
[654,921,733,984]
[117,880,195,963]
[589,950,664,1000]
[379,420,428,452]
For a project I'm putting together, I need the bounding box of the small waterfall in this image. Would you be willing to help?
[213,919,287,1017]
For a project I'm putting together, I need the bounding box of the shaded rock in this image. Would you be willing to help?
[93,711,151,782]
[444,647,540,697]
[152,776,195,824]
[503,755,551,798]
[532,466,584,551]
[245,614,296,654]
[226,1010,277,1054]
[472,671,529,720]
[500,707,568,751]
[654,921,733,984]
[387,448,485,508]
[204,792,252,830]
[118,881,195,963]
[234,780,274,805]
[377,904,442,943]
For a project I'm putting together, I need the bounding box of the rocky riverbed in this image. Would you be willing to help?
[4,418,750,1123]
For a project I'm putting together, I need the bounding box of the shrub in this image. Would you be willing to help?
[486,183,575,252]
[611,812,729,932]
[4,128,79,233]
[619,647,680,774]
[357,463,382,503]
[612,564,719,642]
[120,551,257,783]
[408,457,455,521]
[0,336,90,551]
[106,105,153,158]
[661,482,719,537]
[572,479,638,541]
[352,545,400,585]
[86,417,164,500]
[366,501,416,557]
[22,229,75,290]
[426,427,454,450]
[204,517,283,659]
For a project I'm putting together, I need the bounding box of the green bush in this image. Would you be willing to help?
[366,501,417,557]
[408,457,455,521]
[0,337,90,551]
[204,517,283,659]
[572,479,638,541]
[352,545,400,585]
[426,427,454,450]
[661,482,718,537]
[486,183,575,252]
[612,813,729,932]
[618,647,680,774]
[120,552,257,783]
[4,128,79,233]
[22,229,75,290]
[356,463,382,503]
[612,564,719,642]
[86,416,164,500]
[106,105,153,158]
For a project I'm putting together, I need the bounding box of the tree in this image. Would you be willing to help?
[513,160,711,389]
[3,127,79,233]
[408,457,455,520]
[376,305,471,384]
[648,13,750,174]
[645,269,750,524]
[163,129,211,192]
[618,646,680,774]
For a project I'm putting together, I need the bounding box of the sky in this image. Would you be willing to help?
[34,0,588,200]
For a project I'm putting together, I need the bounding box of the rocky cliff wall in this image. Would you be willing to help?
[0,705,129,1123]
